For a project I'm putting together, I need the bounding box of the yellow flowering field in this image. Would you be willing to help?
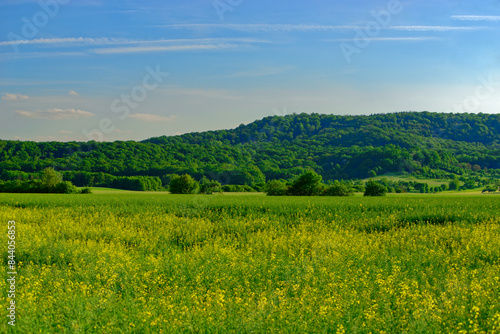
[1,193,500,333]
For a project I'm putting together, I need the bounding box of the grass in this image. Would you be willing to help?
[364,172,449,187]
[1,193,499,333]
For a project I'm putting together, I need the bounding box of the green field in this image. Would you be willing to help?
[1,193,500,333]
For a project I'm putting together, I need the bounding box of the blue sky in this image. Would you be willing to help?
[1,0,499,141]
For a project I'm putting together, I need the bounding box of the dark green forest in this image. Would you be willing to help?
[1,112,500,189]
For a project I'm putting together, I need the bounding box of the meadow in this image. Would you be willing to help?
[1,192,500,333]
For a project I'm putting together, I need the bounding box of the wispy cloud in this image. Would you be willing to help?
[2,92,30,101]
[327,37,441,42]
[0,36,268,48]
[128,113,175,122]
[160,24,357,32]
[69,90,79,96]
[451,15,500,21]
[160,23,490,33]
[16,108,94,120]
[390,25,489,31]
[0,37,265,56]
[0,37,120,47]
[91,44,239,55]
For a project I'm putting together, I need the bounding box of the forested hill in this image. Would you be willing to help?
[146,111,500,147]
[1,112,500,186]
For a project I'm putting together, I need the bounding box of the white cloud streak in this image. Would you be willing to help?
[161,23,490,33]
[390,25,489,31]
[91,44,239,54]
[128,113,175,122]
[451,15,500,21]
[161,24,359,32]
[0,37,118,47]
[16,108,94,120]
[0,37,268,47]
[327,37,441,42]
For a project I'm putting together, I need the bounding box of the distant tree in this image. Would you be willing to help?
[287,171,323,196]
[169,174,199,194]
[200,177,222,194]
[42,167,62,190]
[449,177,460,191]
[81,187,92,194]
[265,180,288,196]
[364,180,387,197]
[323,182,354,196]
[53,181,79,194]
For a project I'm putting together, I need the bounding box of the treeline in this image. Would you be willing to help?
[168,175,257,194]
[0,168,90,194]
[265,171,388,197]
[265,171,496,197]
[1,112,500,185]
[108,176,162,192]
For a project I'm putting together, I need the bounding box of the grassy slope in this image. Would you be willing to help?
[362,173,449,187]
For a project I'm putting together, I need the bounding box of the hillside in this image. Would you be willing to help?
[1,112,500,186]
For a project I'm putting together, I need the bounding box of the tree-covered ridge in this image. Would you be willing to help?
[1,112,500,186]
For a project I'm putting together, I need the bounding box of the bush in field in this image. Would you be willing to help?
[200,177,222,194]
[322,182,354,196]
[287,171,323,196]
[80,187,93,194]
[265,180,288,196]
[169,174,199,194]
[53,181,80,194]
[364,180,387,196]
[222,185,256,192]
[108,176,162,191]
[449,177,460,191]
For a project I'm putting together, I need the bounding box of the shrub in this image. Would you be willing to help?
[108,176,162,191]
[200,178,222,194]
[169,174,199,194]
[287,171,322,196]
[80,187,93,194]
[364,180,388,197]
[449,177,460,191]
[265,180,288,196]
[323,183,354,197]
[53,181,80,194]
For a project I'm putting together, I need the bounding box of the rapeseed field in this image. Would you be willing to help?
[1,193,499,333]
